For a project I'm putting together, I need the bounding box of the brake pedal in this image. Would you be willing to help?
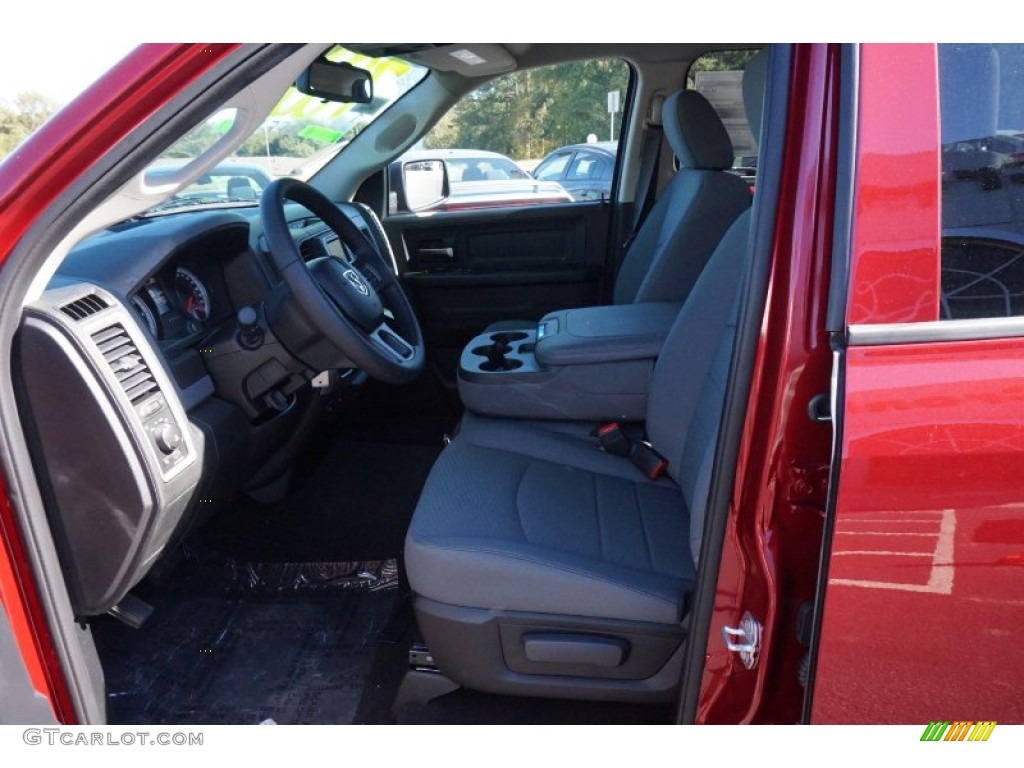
[107,593,154,629]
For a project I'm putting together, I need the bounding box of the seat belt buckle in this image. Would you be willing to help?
[630,441,668,480]
[592,422,632,457]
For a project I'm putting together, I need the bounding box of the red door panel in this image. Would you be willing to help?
[813,339,1024,723]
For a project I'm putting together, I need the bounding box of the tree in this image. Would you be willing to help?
[687,49,759,88]
[0,91,59,159]
[423,59,631,160]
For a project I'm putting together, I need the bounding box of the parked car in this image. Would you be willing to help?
[533,141,617,201]
[389,148,573,212]
[1,43,1024,735]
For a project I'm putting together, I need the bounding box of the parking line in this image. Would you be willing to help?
[831,509,956,595]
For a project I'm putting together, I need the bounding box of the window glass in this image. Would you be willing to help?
[410,58,631,211]
[939,44,1024,320]
[568,154,605,181]
[687,50,760,186]
[534,152,571,181]
[144,47,427,216]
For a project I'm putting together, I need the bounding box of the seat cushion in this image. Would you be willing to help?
[405,416,695,625]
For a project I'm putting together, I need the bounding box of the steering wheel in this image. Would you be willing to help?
[260,178,425,384]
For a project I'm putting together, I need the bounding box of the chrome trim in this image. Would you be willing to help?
[848,316,1024,346]
[721,611,762,670]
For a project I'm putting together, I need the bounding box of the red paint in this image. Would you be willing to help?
[0,469,75,722]
[813,339,1024,723]
[696,44,838,724]
[847,44,941,325]
[0,43,239,723]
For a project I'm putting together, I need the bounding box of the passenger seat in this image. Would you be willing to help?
[403,51,768,702]
[489,88,751,331]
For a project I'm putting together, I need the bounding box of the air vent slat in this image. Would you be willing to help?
[114,364,145,381]
[60,294,109,320]
[90,323,162,406]
[125,381,159,401]
[118,370,153,390]
[91,326,123,344]
[100,340,134,358]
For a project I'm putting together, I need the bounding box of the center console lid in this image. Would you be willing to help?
[535,303,681,366]
[458,302,679,421]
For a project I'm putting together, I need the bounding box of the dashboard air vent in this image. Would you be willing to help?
[60,294,109,320]
[91,324,159,404]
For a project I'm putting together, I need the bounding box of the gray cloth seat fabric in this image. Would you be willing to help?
[406,52,765,659]
[485,89,751,332]
[612,90,751,305]
[405,413,694,624]
[406,207,753,627]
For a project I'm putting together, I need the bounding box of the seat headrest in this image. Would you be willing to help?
[226,176,256,200]
[663,90,734,170]
[742,49,768,149]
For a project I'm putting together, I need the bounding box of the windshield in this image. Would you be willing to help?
[143,46,427,215]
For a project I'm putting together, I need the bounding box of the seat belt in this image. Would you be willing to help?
[592,422,668,480]
[623,123,663,251]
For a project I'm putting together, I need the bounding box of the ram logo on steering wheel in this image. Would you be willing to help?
[342,268,370,296]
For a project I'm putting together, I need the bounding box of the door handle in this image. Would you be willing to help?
[418,247,455,259]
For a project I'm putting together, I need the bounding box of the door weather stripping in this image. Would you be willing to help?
[721,611,762,669]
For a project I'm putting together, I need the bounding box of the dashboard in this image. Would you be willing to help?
[17,199,392,619]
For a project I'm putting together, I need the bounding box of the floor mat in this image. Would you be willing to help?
[200,439,441,563]
[93,554,399,725]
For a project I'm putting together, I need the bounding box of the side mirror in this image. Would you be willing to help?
[401,159,449,212]
[296,59,373,104]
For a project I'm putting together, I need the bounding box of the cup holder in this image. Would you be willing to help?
[480,357,524,372]
[490,331,528,346]
[471,334,530,373]
[471,344,503,358]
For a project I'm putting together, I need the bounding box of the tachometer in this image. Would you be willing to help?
[129,295,159,338]
[174,267,211,330]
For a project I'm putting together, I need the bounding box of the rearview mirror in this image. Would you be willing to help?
[296,59,373,104]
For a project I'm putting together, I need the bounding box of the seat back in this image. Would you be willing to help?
[613,90,751,306]
[645,209,749,503]
[646,49,767,564]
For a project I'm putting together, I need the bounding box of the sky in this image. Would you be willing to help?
[0,43,137,105]
[0,3,1010,108]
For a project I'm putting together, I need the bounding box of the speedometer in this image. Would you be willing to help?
[129,295,159,338]
[174,267,211,330]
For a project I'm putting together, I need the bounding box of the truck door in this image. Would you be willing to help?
[808,43,1024,724]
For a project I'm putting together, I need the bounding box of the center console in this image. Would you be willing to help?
[458,302,679,421]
